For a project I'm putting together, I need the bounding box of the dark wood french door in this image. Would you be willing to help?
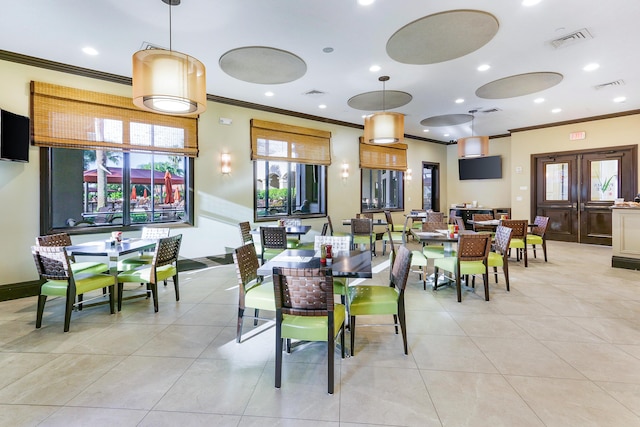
[533,145,637,245]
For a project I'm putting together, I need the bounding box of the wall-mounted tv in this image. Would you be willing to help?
[458,155,502,180]
[0,109,30,163]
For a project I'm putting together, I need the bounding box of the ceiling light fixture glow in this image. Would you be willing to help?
[583,63,600,71]
[534,97,545,103]
[363,76,404,144]
[132,0,207,116]
[82,47,98,56]
[265,91,274,97]
[477,64,490,71]
[458,109,489,158]
[522,0,542,6]
[551,108,562,113]
[455,98,464,104]
[613,96,627,103]
[358,0,375,5]
[369,65,381,72]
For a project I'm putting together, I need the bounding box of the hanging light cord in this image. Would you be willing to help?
[168,2,173,51]
[379,75,390,112]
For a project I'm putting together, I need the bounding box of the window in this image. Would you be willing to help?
[250,119,331,221]
[33,82,196,234]
[361,168,404,212]
[254,160,326,220]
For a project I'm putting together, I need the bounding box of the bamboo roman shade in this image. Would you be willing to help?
[250,119,331,165]
[359,139,408,171]
[31,81,199,157]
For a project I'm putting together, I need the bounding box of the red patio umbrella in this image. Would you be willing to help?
[143,188,148,198]
[131,186,137,200]
[174,187,180,202]
[164,171,174,204]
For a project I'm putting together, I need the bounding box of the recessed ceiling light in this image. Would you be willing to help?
[443,133,450,137]
[423,129,429,133]
[82,47,98,56]
[583,63,600,72]
[265,91,274,97]
[522,0,541,6]
[455,98,464,104]
[534,97,545,103]
[318,104,327,109]
[369,65,381,72]
[358,0,375,5]
[477,64,490,71]
[551,108,562,113]
[613,96,627,103]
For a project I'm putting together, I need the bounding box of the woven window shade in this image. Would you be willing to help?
[250,119,331,165]
[31,81,199,157]
[359,139,407,171]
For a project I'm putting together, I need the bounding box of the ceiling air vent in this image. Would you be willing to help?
[303,89,326,97]
[139,41,165,50]
[550,28,593,49]
[595,79,625,90]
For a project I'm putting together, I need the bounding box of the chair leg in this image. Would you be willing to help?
[328,318,335,394]
[151,282,159,312]
[117,282,124,312]
[108,284,115,314]
[456,271,462,303]
[77,294,83,311]
[493,266,498,283]
[532,244,537,259]
[237,307,244,343]
[340,322,346,358]
[433,267,440,291]
[173,274,180,301]
[542,240,548,262]
[483,272,490,301]
[523,246,528,268]
[36,295,47,328]
[398,298,408,355]
[275,317,282,389]
[393,314,399,334]
[503,263,510,292]
[350,315,356,356]
[64,291,74,332]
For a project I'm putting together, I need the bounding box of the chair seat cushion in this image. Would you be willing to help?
[42,273,115,297]
[434,257,486,276]
[509,238,526,249]
[245,280,276,311]
[410,251,428,267]
[281,303,346,341]
[382,231,404,241]
[286,239,300,249]
[488,251,504,267]
[348,285,399,316]
[352,235,372,245]
[70,261,108,275]
[118,254,153,271]
[526,235,543,245]
[333,278,347,296]
[423,246,447,259]
[117,264,176,284]
[263,248,285,261]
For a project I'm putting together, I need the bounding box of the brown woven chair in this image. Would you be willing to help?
[453,216,466,231]
[501,219,528,267]
[472,213,494,232]
[31,245,115,332]
[382,210,405,255]
[272,266,345,394]
[326,215,348,237]
[487,225,513,291]
[350,217,375,256]
[434,233,491,302]
[526,216,549,262]
[426,212,445,223]
[116,235,182,312]
[36,233,108,275]
[232,243,275,343]
[118,227,171,271]
[259,226,288,264]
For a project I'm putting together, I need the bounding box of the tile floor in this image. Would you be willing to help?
[1,240,640,426]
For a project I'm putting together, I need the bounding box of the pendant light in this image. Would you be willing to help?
[363,76,404,144]
[132,0,207,115]
[457,109,488,158]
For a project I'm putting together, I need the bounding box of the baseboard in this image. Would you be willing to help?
[612,255,640,270]
[0,255,234,302]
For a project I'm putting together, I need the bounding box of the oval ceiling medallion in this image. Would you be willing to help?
[219,46,307,84]
[476,72,564,99]
[387,10,499,65]
[348,90,413,111]
[420,114,473,127]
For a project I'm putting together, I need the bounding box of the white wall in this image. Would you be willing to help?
[0,59,447,285]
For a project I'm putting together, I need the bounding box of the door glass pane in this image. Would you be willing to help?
[422,166,432,210]
[590,159,618,201]
[545,163,569,201]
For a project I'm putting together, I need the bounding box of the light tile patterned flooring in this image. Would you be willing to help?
[1,240,640,426]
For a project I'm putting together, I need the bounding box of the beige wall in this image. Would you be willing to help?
[0,60,447,285]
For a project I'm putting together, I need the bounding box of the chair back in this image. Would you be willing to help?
[321,222,329,236]
[31,245,72,280]
[327,216,336,236]
[500,219,527,240]
[357,212,374,220]
[422,221,448,232]
[453,216,466,230]
[383,210,395,228]
[233,243,261,289]
[385,226,397,261]
[472,213,494,232]
[493,225,513,255]
[390,245,412,292]
[36,232,72,247]
[153,234,182,268]
[531,216,549,237]
[426,212,444,223]
[238,221,253,244]
[314,235,351,252]
[260,226,288,250]
[457,233,491,262]
[350,217,372,235]
[272,267,334,316]
[141,227,170,239]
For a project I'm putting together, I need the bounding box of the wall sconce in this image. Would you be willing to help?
[405,168,412,180]
[221,153,231,174]
[341,162,349,178]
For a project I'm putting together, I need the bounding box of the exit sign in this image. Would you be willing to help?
[569,131,586,140]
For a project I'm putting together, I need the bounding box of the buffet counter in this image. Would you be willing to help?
[611,205,640,270]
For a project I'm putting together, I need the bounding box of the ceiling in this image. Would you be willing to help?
[2,0,639,144]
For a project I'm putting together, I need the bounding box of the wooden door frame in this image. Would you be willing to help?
[422,161,440,212]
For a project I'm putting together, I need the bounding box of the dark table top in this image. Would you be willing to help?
[257,249,372,278]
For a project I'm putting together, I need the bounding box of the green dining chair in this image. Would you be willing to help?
[273,266,346,394]
[434,233,491,302]
[36,233,108,275]
[259,226,288,265]
[117,227,171,271]
[313,235,351,302]
[116,234,182,312]
[232,243,275,343]
[486,225,513,291]
[348,244,413,356]
[500,219,528,267]
[238,221,262,254]
[350,217,375,256]
[31,245,115,332]
[382,210,405,255]
[526,216,549,262]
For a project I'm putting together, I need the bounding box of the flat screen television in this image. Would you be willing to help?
[0,109,30,163]
[458,155,502,180]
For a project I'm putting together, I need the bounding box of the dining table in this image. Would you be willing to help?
[66,238,157,276]
[251,225,312,240]
[257,248,373,279]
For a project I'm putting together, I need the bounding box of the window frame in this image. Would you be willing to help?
[360,168,405,214]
